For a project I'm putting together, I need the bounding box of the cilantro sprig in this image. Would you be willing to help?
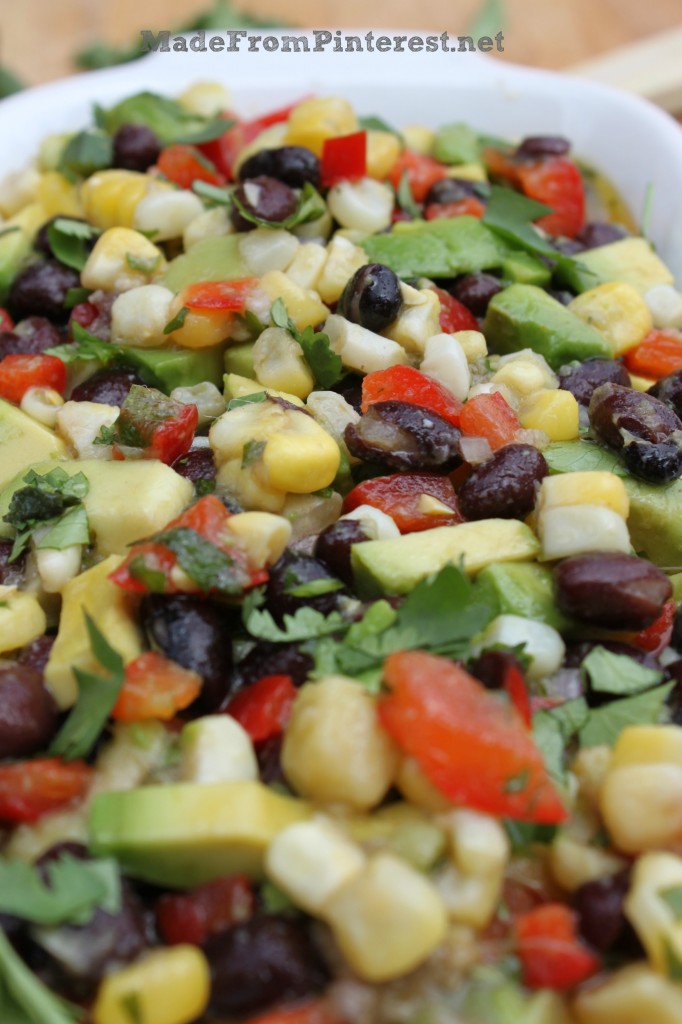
[45,219,100,273]
[0,853,120,927]
[271,298,342,389]
[46,322,121,365]
[2,468,90,562]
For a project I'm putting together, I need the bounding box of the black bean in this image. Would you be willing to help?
[236,642,313,689]
[555,553,672,630]
[575,222,627,250]
[345,400,463,473]
[574,871,639,954]
[171,447,216,486]
[231,176,298,231]
[470,649,525,690]
[206,915,328,1018]
[239,146,321,189]
[457,444,547,521]
[265,551,345,625]
[256,735,287,786]
[331,373,363,414]
[7,316,63,355]
[112,124,161,172]
[0,664,59,759]
[649,370,682,419]
[314,519,369,586]
[515,135,571,159]
[622,437,682,483]
[0,538,26,586]
[449,272,502,317]
[589,382,682,448]
[548,289,576,306]
[9,260,80,323]
[337,264,403,334]
[559,358,630,407]
[70,367,143,406]
[552,237,585,255]
[424,177,481,206]
[140,595,236,712]
[18,634,55,676]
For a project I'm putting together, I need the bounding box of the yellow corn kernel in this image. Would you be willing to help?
[600,762,682,854]
[625,851,682,974]
[573,963,682,1024]
[285,97,358,155]
[549,833,627,892]
[401,124,434,155]
[259,270,329,330]
[395,756,451,813]
[35,171,84,218]
[572,745,612,806]
[262,425,340,494]
[282,676,398,810]
[630,372,658,392]
[168,307,232,350]
[434,862,503,929]
[225,511,292,569]
[0,586,46,655]
[383,284,441,355]
[92,945,210,1024]
[252,326,315,399]
[455,329,487,362]
[178,81,230,118]
[520,389,580,441]
[444,162,488,182]
[81,227,166,293]
[223,372,305,408]
[316,235,367,305]
[610,725,682,770]
[266,818,366,914]
[493,357,556,396]
[324,852,447,982]
[537,471,629,519]
[366,130,402,179]
[569,282,653,356]
[81,170,150,230]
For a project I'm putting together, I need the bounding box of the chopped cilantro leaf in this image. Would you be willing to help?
[232,180,326,231]
[241,439,266,468]
[0,853,120,926]
[580,681,675,748]
[396,171,421,218]
[582,645,663,697]
[154,526,253,594]
[58,130,113,180]
[46,323,121,365]
[3,468,90,562]
[270,299,342,389]
[163,306,189,334]
[227,391,268,410]
[125,252,162,274]
[286,578,345,599]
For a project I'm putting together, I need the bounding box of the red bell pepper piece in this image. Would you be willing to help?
[503,660,533,729]
[433,286,480,333]
[321,131,367,187]
[112,652,202,722]
[156,873,254,946]
[460,392,522,450]
[361,364,463,426]
[628,599,675,654]
[246,1002,346,1024]
[424,197,486,221]
[183,277,259,312]
[624,329,682,380]
[0,353,66,404]
[0,308,14,331]
[69,301,99,335]
[379,651,567,824]
[200,100,305,179]
[484,148,585,238]
[516,903,601,989]
[343,472,461,533]
[0,758,92,824]
[227,675,297,743]
[387,150,447,203]
[156,144,225,189]
[108,384,197,465]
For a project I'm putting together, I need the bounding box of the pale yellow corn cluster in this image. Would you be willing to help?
[535,470,631,560]
[81,169,203,239]
[92,946,210,1024]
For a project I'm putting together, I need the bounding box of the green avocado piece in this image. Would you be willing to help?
[0,204,46,302]
[432,122,481,165]
[360,216,509,279]
[544,440,682,568]
[483,284,612,370]
[475,562,573,632]
[0,399,67,490]
[122,345,226,393]
[502,251,551,287]
[163,235,249,292]
[224,341,256,379]
[88,780,310,888]
[351,519,539,597]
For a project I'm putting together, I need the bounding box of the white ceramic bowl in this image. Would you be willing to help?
[2,31,682,279]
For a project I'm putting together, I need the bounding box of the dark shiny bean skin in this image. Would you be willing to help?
[265,551,345,625]
[345,400,463,474]
[171,447,216,487]
[555,553,672,630]
[552,237,585,255]
[236,642,313,689]
[331,372,363,414]
[470,649,524,690]
[558,358,630,407]
[649,369,682,419]
[112,124,161,172]
[314,519,370,586]
[337,264,403,334]
[9,260,80,323]
[0,538,26,586]
[70,367,143,406]
[206,915,328,1018]
[515,135,570,159]
[622,437,682,483]
[575,222,627,250]
[239,146,321,189]
[0,664,59,759]
[231,176,298,231]
[18,634,55,675]
[457,444,547,521]
[424,178,480,206]
[257,735,287,786]
[8,316,63,355]
[449,272,502,317]
[574,871,639,954]
[140,595,236,712]
[589,382,682,448]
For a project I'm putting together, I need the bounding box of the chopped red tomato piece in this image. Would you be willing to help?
[516,903,600,989]
[483,146,520,183]
[156,144,225,189]
[460,392,522,450]
[0,759,92,824]
[200,101,304,179]
[624,329,682,380]
[0,308,14,331]
[502,660,532,729]
[379,651,567,824]
[246,1002,346,1024]
[108,384,197,465]
[156,873,254,946]
[387,150,447,203]
[433,286,480,333]
[183,278,259,312]
[424,197,486,221]
[112,652,201,722]
[0,353,66,404]
[227,675,297,743]
[628,600,675,654]
[516,156,585,239]
[361,364,463,426]
[69,301,98,335]
[321,131,367,187]
[343,472,461,533]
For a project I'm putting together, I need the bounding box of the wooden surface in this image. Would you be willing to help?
[2,0,682,87]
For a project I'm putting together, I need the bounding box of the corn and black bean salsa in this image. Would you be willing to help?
[1,81,682,1024]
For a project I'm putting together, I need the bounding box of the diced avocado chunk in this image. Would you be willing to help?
[122,345,227,393]
[360,216,509,279]
[224,341,256,380]
[89,780,310,887]
[0,399,67,490]
[45,555,142,709]
[163,235,249,292]
[351,520,539,597]
[502,251,551,287]
[432,123,480,165]
[0,459,193,555]
[475,562,572,631]
[483,284,611,370]
[0,203,47,302]
[579,237,674,294]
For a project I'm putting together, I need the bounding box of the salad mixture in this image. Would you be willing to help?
[2,81,682,1024]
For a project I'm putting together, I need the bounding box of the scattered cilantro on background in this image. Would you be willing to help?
[271,298,342,389]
